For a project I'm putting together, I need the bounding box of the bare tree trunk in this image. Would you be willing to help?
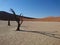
[16,21,20,31]
[8,19,10,26]
[16,16,23,31]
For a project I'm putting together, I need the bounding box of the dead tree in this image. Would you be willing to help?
[8,19,10,26]
[8,14,11,26]
[10,8,23,31]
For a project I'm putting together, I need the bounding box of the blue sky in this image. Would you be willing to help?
[0,0,60,18]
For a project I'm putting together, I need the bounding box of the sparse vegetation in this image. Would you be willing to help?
[10,8,23,31]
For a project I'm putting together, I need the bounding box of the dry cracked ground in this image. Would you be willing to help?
[0,21,60,45]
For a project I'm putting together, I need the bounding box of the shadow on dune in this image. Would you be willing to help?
[19,30,60,39]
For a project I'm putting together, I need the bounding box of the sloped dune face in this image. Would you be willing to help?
[0,11,60,22]
[34,17,60,22]
[44,17,60,22]
[19,16,60,21]
[0,21,60,45]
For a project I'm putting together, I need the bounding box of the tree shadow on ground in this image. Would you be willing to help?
[19,30,60,39]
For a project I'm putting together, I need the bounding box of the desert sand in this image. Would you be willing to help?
[0,21,60,45]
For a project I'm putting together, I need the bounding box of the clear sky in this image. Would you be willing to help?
[0,0,60,18]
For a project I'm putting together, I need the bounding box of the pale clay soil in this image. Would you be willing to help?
[0,21,60,45]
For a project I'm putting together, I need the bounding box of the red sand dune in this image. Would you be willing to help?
[22,17,60,22]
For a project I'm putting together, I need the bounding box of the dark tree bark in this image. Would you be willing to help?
[10,8,23,31]
[8,19,10,26]
[16,22,20,31]
[16,15,23,31]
